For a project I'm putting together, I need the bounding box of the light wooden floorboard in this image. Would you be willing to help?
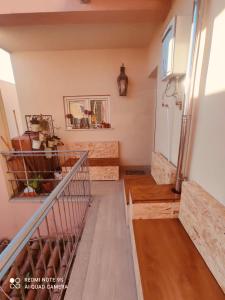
[65,181,137,300]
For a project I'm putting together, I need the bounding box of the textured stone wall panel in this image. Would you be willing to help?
[179,181,225,293]
[151,152,176,184]
[133,202,180,219]
[64,141,119,158]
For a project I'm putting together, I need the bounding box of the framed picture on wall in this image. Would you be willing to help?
[63,95,111,130]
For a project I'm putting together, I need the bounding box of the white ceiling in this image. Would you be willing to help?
[0,22,158,52]
[0,0,171,52]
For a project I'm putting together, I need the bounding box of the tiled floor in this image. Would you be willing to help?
[65,181,137,300]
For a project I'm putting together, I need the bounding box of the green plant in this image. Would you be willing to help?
[47,136,54,142]
[53,135,60,140]
[39,119,50,131]
[26,174,43,193]
[66,113,73,119]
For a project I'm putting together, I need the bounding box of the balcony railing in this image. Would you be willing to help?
[0,151,91,300]
[1,150,88,199]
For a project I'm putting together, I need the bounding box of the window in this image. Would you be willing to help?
[64,95,111,129]
[0,48,15,84]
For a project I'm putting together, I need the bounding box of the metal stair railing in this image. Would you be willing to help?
[0,150,91,300]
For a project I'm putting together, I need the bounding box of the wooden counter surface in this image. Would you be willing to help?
[133,219,225,300]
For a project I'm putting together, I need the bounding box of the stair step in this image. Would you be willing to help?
[130,184,180,204]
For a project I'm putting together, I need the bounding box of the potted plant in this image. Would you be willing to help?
[65,113,74,125]
[30,117,40,132]
[39,118,50,132]
[27,175,42,193]
[32,137,41,150]
[21,186,37,197]
[21,175,43,197]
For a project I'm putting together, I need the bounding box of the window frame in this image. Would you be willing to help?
[63,95,111,130]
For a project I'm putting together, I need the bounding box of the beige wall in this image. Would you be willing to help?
[0,172,39,238]
[0,92,39,238]
[11,48,156,166]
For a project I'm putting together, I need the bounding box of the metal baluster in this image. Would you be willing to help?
[15,264,26,300]
[71,178,79,241]
[51,206,63,264]
[36,228,52,300]
[61,189,73,252]
[68,180,77,240]
[45,217,57,278]
[57,199,66,252]
[65,184,75,248]
[26,243,36,278]
[37,228,48,275]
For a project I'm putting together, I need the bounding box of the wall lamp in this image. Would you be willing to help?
[117,64,128,96]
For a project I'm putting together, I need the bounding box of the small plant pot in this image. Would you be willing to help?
[21,186,37,197]
[47,140,55,148]
[39,132,46,142]
[32,139,41,150]
[45,148,53,159]
[31,123,40,132]
[41,181,54,193]
[53,138,59,146]
[54,171,63,181]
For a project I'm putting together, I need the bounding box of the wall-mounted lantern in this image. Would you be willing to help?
[117,64,128,96]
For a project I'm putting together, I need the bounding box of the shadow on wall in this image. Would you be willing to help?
[186,1,225,205]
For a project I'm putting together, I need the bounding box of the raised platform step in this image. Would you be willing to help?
[132,219,225,300]
[130,184,180,204]
[123,175,156,204]
[123,175,180,220]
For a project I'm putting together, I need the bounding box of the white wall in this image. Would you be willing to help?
[11,48,156,166]
[188,0,225,205]
[148,0,225,205]
[147,0,193,166]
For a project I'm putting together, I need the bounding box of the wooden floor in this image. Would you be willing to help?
[133,219,225,300]
[65,181,137,300]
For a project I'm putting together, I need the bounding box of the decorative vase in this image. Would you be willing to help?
[32,139,41,150]
[31,123,40,132]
